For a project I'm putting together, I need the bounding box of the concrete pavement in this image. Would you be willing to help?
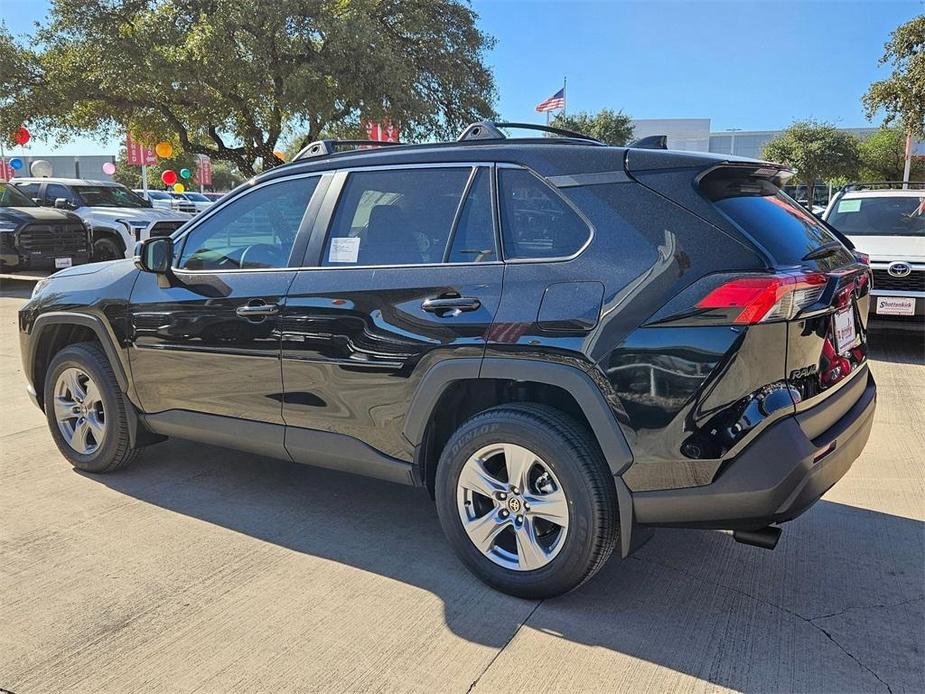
[1,288,923,693]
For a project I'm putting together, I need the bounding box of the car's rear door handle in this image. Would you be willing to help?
[236,301,279,318]
[421,297,481,313]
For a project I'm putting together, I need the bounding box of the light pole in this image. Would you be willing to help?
[726,128,742,156]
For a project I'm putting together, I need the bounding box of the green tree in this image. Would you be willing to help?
[859,126,925,181]
[863,15,925,139]
[0,0,496,175]
[762,120,861,205]
[551,109,634,145]
[208,161,246,192]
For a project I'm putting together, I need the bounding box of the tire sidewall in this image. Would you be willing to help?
[93,237,122,261]
[44,346,125,472]
[436,412,608,597]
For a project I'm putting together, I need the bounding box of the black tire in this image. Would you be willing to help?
[435,403,619,599]
[43,342,140,473]
[93,236,123,261]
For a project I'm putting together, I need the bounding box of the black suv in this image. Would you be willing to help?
[1,181,90,271]
[18,123,877,598]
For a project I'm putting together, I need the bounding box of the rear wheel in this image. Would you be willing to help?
[44,342,140,473]
[435,404,618,598]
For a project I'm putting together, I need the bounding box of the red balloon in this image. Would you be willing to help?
[14,126,30,145]
[161,169,177,185]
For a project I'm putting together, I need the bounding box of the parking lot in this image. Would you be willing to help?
[1,284,922,694]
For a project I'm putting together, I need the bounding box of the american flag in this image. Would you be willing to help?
[535,87,565,113]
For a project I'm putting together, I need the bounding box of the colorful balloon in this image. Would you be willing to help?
[102,161,116,175]
[14,127,30,145]
[273,150,285,161]
[173,183,185,193]
[9,158,23,170]
[155,141,173,158]
[179,168,192,179]
[161,169,177,185]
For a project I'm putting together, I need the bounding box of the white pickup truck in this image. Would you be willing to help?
[11,177,191,260]
[823,182,924,327]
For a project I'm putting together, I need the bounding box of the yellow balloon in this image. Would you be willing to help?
[155,141,173,158]
[173,183,185,193]
[273,150,286,161]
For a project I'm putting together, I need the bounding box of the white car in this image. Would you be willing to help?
[823,182,925,326]
[11,177,192,261]
[134,189,197,215]
[170,191,214,214]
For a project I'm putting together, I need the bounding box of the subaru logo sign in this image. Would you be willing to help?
[887,261,912,278]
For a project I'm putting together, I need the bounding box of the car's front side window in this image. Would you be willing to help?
[177,177,318,270]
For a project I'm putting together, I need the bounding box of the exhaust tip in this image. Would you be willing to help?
[733,525,781,550]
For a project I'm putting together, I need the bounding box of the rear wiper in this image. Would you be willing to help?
[802,241,844,261]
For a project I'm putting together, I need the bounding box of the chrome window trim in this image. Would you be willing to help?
[495,162,595,264]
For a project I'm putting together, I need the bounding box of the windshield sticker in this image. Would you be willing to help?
[837,199,862,213]
[329,236,360,263]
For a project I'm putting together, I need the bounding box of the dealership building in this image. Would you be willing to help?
[630,118,882,158]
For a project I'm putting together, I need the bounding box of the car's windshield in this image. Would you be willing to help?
[827,195,925,236]
[145,190,173,200]
[74,185,149,208]
[183,192,210,202]
[0,182,37,207]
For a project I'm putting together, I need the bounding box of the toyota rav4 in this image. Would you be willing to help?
[18,122,877,598]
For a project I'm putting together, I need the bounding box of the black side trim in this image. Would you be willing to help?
[142,409,415,486]
[29,311,130,392]
[286,427,414,486]
[479,358,634,476]
[402,358,482,446]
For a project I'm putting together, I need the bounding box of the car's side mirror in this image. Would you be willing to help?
[134,236,173,274]
[54,198,73,210]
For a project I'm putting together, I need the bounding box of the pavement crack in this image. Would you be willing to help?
[808,595,925,622]
[465,600,542,694]
[630,555,896,694]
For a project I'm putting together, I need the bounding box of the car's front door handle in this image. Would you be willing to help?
[236,302,279,318]
[421,297,481,314]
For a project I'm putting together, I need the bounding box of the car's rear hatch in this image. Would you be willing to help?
[630,155,872,421]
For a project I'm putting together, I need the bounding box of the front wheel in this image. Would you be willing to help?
[93,236,123,261]
[435,404,619,599]
[44,342,140,473]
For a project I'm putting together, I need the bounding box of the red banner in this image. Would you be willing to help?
[365,121,400,143]
[0,159,13,181]
[196,155,212,186]
[126,133,156,166]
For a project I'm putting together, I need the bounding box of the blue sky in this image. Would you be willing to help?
[2,0,923,155]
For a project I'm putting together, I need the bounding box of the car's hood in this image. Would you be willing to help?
[0,206,83,225]
[846,234,925,263]
[51,258,136,279]
[84,207,191,223]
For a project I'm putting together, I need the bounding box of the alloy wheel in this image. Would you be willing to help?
[456,443,569,571]
[53,368,106,455]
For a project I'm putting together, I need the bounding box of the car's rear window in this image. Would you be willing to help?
[701,173,840,265]
[827,195,925,236]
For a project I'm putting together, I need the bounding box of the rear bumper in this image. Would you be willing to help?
[632,369,876,530]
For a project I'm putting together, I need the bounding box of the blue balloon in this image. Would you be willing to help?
[9,157,23,170]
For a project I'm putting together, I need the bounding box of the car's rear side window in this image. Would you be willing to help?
[827,195,925,236]
[497,168,591,260]
[701,172,840,265]
[322,167,475,266]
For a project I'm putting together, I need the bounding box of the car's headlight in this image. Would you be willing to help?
[31,277,51,298]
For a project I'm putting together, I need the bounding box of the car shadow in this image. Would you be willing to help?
[867,328,924,365]
[84,441,925,692]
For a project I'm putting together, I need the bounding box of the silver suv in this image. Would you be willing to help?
[12,177,191,261]
[823,182,924,326]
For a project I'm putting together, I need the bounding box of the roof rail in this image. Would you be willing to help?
[842,181,925,192]
[628,134,668,150]
[456,120,602,144]
[293,139,404,161]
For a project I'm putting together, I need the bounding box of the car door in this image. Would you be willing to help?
[281,164,503,462]
[128,173,325,442]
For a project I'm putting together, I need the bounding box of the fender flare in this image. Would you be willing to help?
[28,311,130,395]
[402,356,634,477]
[91,226,129,255]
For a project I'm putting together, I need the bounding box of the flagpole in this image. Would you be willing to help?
[562,76,567,116]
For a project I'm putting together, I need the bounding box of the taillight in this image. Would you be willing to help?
[696,272,827,324]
